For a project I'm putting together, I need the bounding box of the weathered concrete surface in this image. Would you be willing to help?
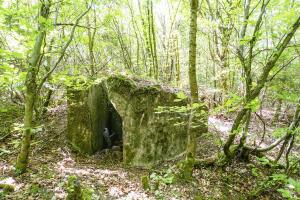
[67,75,208,167]
[67,83,109,154]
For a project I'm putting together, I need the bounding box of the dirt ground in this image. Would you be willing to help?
[0,103,297,199]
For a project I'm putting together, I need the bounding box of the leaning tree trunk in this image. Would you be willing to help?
[223,15,300,159]
[15,1,50,174]
[16,1,91,174]
[275,99,300,162]
[242,99,299,162]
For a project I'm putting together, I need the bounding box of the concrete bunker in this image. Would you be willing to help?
[67,83,123,155]
[67,75,208,167]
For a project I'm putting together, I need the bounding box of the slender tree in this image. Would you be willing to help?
[223,3,300,159]
[182,0,199,179]
[16,1,91,173]
[15,0,51,173]
[86,4,96,77]
[188,0,199,104]
[175,36,181,86]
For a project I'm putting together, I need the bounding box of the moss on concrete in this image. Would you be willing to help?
[106,75,208,167]
[67,83,109,154]
[67,74,208,167]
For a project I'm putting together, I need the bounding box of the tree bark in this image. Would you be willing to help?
[184,0,199,176]
[223,15,300,159]
[175,36,181,86]
[16,1,91,174]
[86,5,96,77]
[149,0,158,79]
[15,0,50,173]
[188,0,199,103]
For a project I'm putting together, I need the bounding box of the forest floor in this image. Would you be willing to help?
[0,103,298,199]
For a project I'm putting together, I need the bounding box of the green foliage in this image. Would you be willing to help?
[245,98,260,112]
[154,190,164,200]
[256,156,278,167]
[177,158,195,181]
[218,93,243,113]
[67,175,83,200]
[257,157,270,166]
[0,184,14,195]
[139,169,178,199]
[251,167,260,177]
[66,175,95,200]
[287,156,300,174]
[251,171,300,199]
[273,127,288,138]
[141,175,150,190]
[25,183,54,199]
[150,168,175,186]
[52,67,93,90]
[142,168,177,193]
[174,91,187,102]
[272,174,300,200]
[277,188,295,199]
[0,62,26,93]
[81,188,94,200]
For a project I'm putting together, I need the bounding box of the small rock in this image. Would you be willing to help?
[112,146,121,151]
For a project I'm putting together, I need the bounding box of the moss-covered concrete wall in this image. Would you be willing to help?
[105,75,207,167]
[67,84,109,154]
[67,75,208,167]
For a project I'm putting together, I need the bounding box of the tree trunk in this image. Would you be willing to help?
[146,0,155,77]
[16,1,91,174]
[188,0,199,103]
[15,1,50,173]
[223,15,300,159]
[86,6,96,77]
[182,0,199,179]
[149,0,158,79]
[175,36,181,87]
[138,0,151,74]
[275,99,300,162]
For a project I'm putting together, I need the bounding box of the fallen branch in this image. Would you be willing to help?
[244,132,287,153]
[254,112,266,147]
[246,98,299,154]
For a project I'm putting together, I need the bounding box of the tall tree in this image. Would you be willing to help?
[182,0,199,179]
[223,0,300,159]
[188,0,199,103]
[15,0,91,173]
[86,4,97,77]
[15,0,51,173]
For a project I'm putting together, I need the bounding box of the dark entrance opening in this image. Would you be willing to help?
[103,102,123,150]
